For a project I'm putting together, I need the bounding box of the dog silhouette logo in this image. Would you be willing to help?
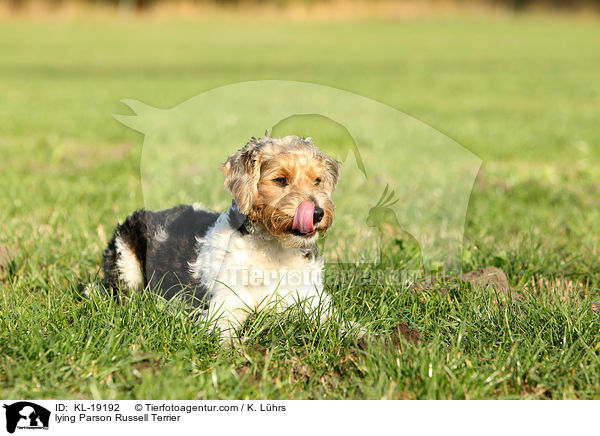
[2,402,50,433]
[115,80,481,272]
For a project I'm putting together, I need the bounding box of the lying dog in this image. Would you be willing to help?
[100,135,349,342]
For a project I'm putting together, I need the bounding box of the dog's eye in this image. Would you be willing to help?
[274,177,288,187]
[314,178,322,186]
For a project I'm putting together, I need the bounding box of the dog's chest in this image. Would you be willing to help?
[191,214,324,306]
[228,234,323,293]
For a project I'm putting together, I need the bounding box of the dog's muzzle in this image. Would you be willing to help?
[292,201,324,235]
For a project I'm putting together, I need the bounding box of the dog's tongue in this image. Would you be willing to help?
[292,201,315,234]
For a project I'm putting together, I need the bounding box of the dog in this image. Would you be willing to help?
[99,134,351,342]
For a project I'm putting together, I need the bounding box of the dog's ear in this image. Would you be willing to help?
[322,153,340,193]
[220,139,263,215]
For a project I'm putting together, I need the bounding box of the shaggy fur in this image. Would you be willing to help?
[100,135,345,341]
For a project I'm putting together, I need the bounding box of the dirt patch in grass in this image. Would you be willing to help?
[130,353,163,373]
[462,266,510,296]
[357,322,421,352]
[411,266,511,299]
[393,322,422,344]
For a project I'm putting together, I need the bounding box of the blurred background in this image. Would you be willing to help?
[2,0,600,13]
[1,0,598,280]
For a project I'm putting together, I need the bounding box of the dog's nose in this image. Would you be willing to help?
[313,207,324,224]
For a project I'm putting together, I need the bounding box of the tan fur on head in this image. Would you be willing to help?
[220,139,264,215]
[221,135,339,247]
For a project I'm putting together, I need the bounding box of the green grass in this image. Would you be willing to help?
[1,13,600,399]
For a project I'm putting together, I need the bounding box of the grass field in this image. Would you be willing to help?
[1,13,600,399]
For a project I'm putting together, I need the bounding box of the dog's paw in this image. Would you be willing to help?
[78,282,106,298]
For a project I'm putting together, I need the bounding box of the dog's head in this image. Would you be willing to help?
[221,135,339,248]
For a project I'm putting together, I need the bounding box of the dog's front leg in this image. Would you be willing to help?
[203,286,255,345]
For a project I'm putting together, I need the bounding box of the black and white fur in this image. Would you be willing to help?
[96,135,365,343]
[101,202,335,341]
